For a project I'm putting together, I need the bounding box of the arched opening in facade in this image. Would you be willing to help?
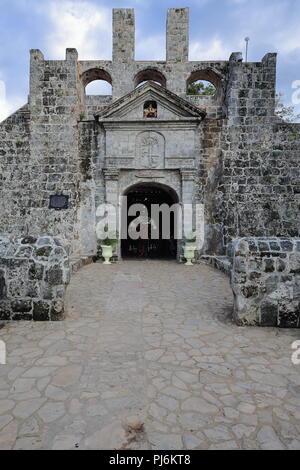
[134,69,167,89]
[81,68,112,96]
[85,80,112,95]
[187,80,216,96]
[186,69,222,97]
[121,182,179,260]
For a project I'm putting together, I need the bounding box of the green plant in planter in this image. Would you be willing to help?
[101,237,118,247]
[101,224,118,247]
[97,225,119,264]
[184,231,197,245]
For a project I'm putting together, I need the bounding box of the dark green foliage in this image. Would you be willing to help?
[187,81,216,96]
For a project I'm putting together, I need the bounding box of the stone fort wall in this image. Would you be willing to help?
[0,7,299,257]
[232,238,300,327]
[0,236,70,321]
[0,7,299,326]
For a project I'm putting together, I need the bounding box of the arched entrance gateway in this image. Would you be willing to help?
[121,182,179,260]
[95,79,207,262]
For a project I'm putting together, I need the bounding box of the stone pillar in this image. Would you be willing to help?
[65,48,78,62]
[166,8,189,95]
[181,169,204,252]
[181,169,196,239]
[112,9,135,62]
[103,168,120,258]
[181,169,196,204]
[166,8,189,63]
[103,168,120,206]
[112,9,135,99]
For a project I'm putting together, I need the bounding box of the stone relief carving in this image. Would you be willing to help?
[136,131,165,169]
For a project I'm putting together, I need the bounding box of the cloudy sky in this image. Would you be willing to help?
[0,0,300,121]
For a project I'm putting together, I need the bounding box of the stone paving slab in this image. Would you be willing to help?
[0,260,299,449]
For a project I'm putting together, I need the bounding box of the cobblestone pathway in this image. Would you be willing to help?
[0,260,300,450]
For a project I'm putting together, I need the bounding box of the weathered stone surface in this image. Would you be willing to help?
[45,266,63,286]
[32,301,50,321]
[0,271,6,298]
[0,6,299,449]
[0,261,299,450]
[0,7,299,262]
[232,238,300,327]
[0,237,69,321]
[11,300,32,313]
[257,426,285,450]
[28,262,44,281]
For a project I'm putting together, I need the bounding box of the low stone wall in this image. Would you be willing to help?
[231,238,300,328]
[0,236,70,321]
[200,255,232,276]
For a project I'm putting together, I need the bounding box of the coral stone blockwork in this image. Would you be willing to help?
[0,236,70,321]
[231,238,300,327]
[0,7,300,326]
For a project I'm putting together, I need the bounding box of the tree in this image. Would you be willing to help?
[275,92,300,123]
[187,81,216,96]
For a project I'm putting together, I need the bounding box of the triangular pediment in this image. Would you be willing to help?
[95,81,206,120]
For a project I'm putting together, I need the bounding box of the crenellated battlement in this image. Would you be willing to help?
[1,6,296,273]
[28,7,277,119]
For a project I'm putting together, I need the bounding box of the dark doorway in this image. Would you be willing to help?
[121,183,178,259]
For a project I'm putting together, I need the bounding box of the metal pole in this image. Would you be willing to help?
[245,37,250,63]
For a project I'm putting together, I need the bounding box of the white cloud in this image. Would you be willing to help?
[227,0,300,59]
[0,79,25,123]
[190,37,234,61]
[43,1,111,60]
[136,34,165,60]
[275,31,300,59]
[136,33,235,62]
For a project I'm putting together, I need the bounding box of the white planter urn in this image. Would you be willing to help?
[101,245,113,265]
[184,244,196,266]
